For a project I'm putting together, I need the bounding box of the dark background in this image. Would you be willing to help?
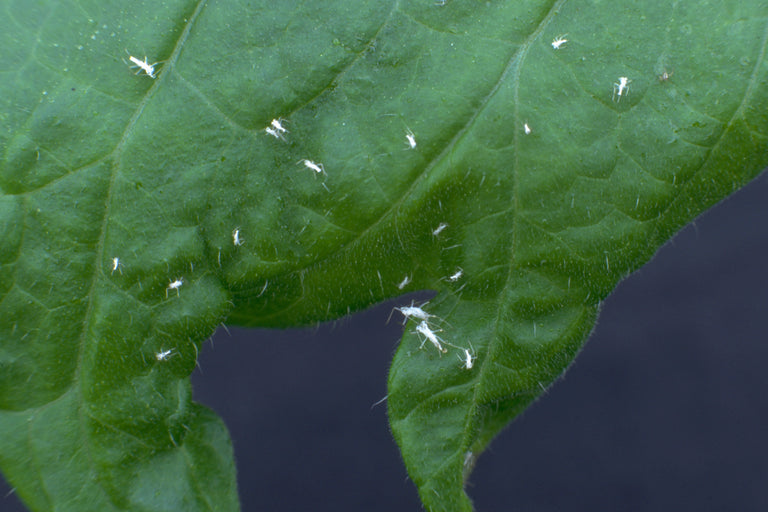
[3,169,768,511]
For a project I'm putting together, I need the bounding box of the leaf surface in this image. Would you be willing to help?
[1,1,767,511]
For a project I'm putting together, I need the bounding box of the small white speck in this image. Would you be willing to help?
[233,228,243,246]
[405,129,417,149]
[432,223,448,236]
[524,123,531,134]
[111,257,122,275]
[397,275,411,290]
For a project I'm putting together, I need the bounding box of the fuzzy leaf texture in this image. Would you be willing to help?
[1,0,767,511]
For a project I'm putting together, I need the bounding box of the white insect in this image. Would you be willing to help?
[265,126,283,140]
[301,159,325,175]
[394,303,433,325]
[524,122,532,135]
[448,268,463,282]
[233,228,243,246]
[459,348,475,370]
[405,128,417,149]
[111,257,122,275]
[415,320,447,353]
[128,55,158,78]
[166,277,183,297]
[155,348,173,361]
[432,222,448,236]
[613,76,631,102]
[551,35,568,49]
[271,118,288,134]
[397,275,411,290]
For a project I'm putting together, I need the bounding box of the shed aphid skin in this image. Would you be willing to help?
[658,69,673,82]
[155,348,173,361]
[111,257,122,275]
[613,76,631,102]
[524,122,531,135]
[551,35,568,49]
[405,128,417,149]
[448,268,463,282]
[432,222,448,236]
[397,275,411,290]
[459,348,475,370]
[166,277,183,297]
[128,55,158,78]
[233,228,243,246]
[415,320,447,354]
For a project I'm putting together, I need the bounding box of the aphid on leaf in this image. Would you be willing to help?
[111,257,123,275]
[551,35,568,49]
[265,126,283,140]
[459,348,475,370]
[156,348,174,361]
[415,320,447,354]
[393,302,433,325]
[432,222,448,236]
[127,55,158,78]
[300,159,325,176]
[405,128,417,149]
[613,76,631,102]
[166,277,183,298]
[270,118,288,134]
[233,228,243,246]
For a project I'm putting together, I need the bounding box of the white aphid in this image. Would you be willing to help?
[405,129,417,149]
[128,55,157,78]
[270,118,288,134]
[233,228,243,246]
[265,126,283,140]
[459,348,475,370]
[301,159,325,175]
[448,268,463,282]
[524,122,531,135]
[551,35,568,49]
[155,348,173,361]
[613,76,631,102]
[166,277,183,297]
[397,275,411,290]
[394,304,432,325]
[432,222,448,236]
[111,257,122,275]
[415,320,447,353]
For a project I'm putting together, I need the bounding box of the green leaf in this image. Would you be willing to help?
[385,2,768,511]
[1,1,767,512]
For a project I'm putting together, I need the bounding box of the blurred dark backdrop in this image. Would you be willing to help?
[3,169,768,511]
